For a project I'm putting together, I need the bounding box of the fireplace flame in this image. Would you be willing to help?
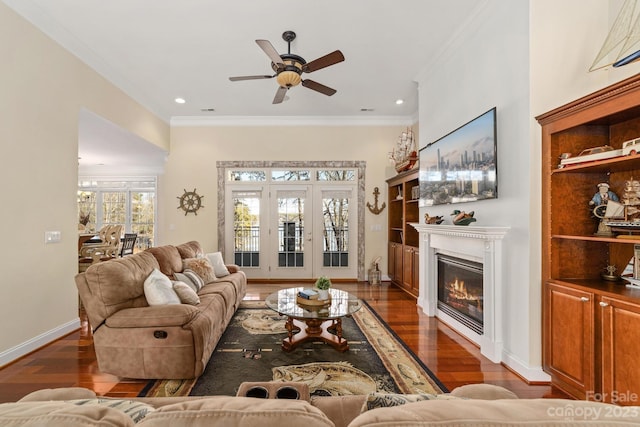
[446,278,481,313]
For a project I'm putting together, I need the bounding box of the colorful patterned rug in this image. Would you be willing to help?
[139,300,446,397]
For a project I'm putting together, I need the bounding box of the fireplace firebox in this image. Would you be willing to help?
[437,254,483,334]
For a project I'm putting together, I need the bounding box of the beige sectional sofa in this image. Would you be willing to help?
[75,241,246,379]
[2,384,640,426]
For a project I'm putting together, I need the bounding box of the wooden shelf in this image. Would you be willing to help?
[387,170,419,298]
[538,73,640,403]
[552,234,640,244]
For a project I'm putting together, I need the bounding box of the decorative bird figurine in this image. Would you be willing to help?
[424,213,444,224]
[451,210,476,226]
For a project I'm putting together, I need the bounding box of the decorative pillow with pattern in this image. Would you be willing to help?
[174,272,198,292]
[182,269,205,291]
[183,257,216,283]
[362,392,461,412]
[143,269,180,306]
[172,281,200,305]
[66,398,155,423]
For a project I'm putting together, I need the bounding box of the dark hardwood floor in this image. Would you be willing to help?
[0,281,570,403]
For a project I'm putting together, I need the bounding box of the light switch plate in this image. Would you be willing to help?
[45,231,61,244]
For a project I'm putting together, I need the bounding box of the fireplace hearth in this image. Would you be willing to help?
[437,254,483,334]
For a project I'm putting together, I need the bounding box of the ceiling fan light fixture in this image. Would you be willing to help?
[276,70,302,87]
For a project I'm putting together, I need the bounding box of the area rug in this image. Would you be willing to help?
[139,300,446,398]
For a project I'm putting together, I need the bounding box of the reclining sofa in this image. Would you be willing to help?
[2,383,640,427]
[75,241,246,379]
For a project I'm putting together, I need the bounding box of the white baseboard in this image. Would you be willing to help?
[0,319,81,367]
[502,349,551,383]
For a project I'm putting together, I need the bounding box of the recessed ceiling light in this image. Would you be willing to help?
[395,99,404,105]
[200,108,215,112]
[175,98,186,104]
[360,108,375,112]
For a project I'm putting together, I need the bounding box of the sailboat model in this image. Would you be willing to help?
[389,128,418,173]
[604,178,640,234]
[590,0,640,71]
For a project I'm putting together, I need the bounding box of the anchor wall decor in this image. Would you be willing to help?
[366,187,386,215]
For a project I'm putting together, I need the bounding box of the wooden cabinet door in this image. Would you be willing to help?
[412,247,420,295]
[402,246,414,290]
[388,242,396,282]
[601,296,640,405]
[393,243,404,286]
[544,283,595,399]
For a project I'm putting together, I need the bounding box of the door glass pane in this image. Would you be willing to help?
[229,170,266,181]
[102,192,126,226]
[131,191,154,250]
[271,170,310,181]
[317,170,355,181]
[322,197,349,267]
[278,195,304,267]
[233,194,260,267]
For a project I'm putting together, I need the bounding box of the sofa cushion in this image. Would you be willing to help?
[0,401,135,426]
[204,252,231,277]
[137,396,333,427]
[348,398,640,426]
[449,383,519,400]
[146,245,183,277]
[183,258,216,284]
[144,269,180,306]
[79,251,160,325]
[18,387,97,402]
[173,281,200,305]
[176,241,204,259]
[105,305,200,328]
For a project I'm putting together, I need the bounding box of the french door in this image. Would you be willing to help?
[225,169,357,280]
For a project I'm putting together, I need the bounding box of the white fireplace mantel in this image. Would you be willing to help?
[410,223,510,363]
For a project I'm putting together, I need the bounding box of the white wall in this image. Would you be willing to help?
[0,3,168,364]
[415,0,537,380]
[158,124,405,278]
[416,0,640,381]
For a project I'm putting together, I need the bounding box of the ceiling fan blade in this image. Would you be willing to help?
[273,86,288,104]
[302,79,337,96]
[302,50,345,73]
[256,39,284,67]
[229,75,274,81]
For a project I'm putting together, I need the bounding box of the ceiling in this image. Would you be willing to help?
[5,0,482,123]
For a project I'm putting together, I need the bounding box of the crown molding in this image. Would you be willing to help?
[170,114,417,127]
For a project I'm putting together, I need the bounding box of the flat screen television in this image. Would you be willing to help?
[419,107,497,206]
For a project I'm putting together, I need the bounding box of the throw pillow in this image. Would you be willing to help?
[362,392,461,412]
[174,272,198,293]
[143,269,180,306]
[183,269,205,291]
[183,257,216,283]
[172,281,200,305]
[66,398,155,423]
[205,251,231,277]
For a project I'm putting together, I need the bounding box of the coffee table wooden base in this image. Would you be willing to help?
[283,317,348,352]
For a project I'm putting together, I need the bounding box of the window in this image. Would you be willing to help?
[78,178,156,250]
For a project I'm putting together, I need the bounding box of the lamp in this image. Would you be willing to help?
[273,55,304,87]
[277,69,302,87]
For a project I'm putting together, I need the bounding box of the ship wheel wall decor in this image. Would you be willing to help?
[178,189,204,215]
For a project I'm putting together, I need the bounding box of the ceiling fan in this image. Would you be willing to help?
[229,31,345,104]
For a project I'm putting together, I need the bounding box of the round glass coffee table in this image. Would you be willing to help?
[265,287,361,352]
